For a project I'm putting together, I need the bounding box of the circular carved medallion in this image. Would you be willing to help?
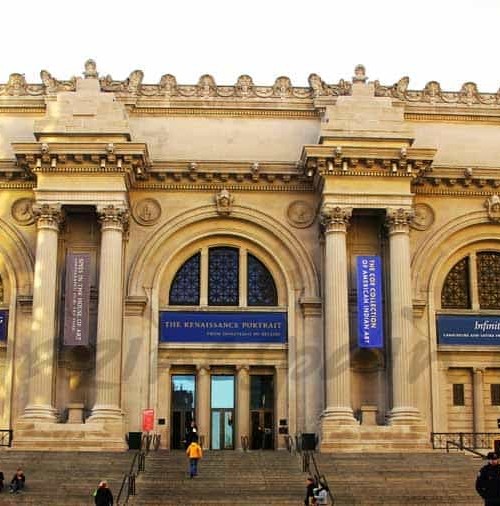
[286,200,315,228]
[132,198,162,226]
[11,198,35,225]
[410,203,435,231]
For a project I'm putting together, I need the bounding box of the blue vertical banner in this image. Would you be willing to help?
[0,310,8,342]
[356,256,384,348]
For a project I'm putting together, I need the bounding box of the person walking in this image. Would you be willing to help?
[476,452,500,506]
[313,481,329,505]
[94,480,113,506]
[186,435,203,478]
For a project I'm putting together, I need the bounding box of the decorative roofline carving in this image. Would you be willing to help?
[2,62,500,108]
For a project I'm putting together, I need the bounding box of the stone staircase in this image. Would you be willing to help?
[0,450,133,505]
[129,450,306,505]
[316,452,484,505]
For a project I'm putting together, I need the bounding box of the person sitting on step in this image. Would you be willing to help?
[9,468,25,494]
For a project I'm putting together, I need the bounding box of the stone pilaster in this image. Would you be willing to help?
[300,297,323,432]
[275,365,288,449]
[236,365,250,450]
[89,205,128,422]
[321,206,357,424]
[196,364,211,449]
[23,204,63,421]
[473,367,485,435]
[386,208,421,424]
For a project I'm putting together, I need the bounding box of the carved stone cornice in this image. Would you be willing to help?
[301,145,435,184]
[12,141,150,183]
[385,207,414,234]
[32,203,64,231]
[320,205,352,233]
[97,205,129,232]
[299,296,322,317]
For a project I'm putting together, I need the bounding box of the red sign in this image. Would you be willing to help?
[142,409,154,432]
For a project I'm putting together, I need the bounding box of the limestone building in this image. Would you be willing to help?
[0,61,499,451]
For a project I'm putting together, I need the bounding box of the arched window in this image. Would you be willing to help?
[169,252,200,305]
[477,252,500,309]
[168,247,278,307]
[441,251,500,310]
[441,257,470,309]
[248,253,277,306]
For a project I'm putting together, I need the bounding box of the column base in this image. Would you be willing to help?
[321,406,358,425]
[22,404,58,422]
[87,404,123,423]
[13,420,126,451]
[387,406,422,425]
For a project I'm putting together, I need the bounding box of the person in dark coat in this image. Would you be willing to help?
[304,476,316,505]
[94,480,113,506]
[9,468,25,494]
[476,452,500,506]
[185,420,198,448]
[0,470,4,492]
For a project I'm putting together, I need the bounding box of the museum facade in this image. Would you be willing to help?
[0,61,499,451]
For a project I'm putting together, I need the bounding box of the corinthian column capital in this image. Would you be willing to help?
[320,205,352,233]
[385,207,414,234]
[32,203,64,231]
[97,205,129,231]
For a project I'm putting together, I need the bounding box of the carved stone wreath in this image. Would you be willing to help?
[11,198,35,225]
[286,200,315,228]
[132,198,162,226]
[410,203,435,231]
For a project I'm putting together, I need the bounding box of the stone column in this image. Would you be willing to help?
[300,297,323,432]
[386,208,421,424]
[89,205,128,422]
[196,365,211,449]
[23,204,63,421]
[321,206,356,424]
[473,368,485,435]
[157,365,171,449]
[236,365,250,450]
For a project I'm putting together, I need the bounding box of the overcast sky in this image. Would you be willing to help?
[2,0,499,92]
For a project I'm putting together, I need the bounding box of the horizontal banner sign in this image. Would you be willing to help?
[0,310,8,342]
[437,315,500,345]
[356,256,384,348]
[160,311,287,343]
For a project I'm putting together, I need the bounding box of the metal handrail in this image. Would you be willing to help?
[431,432,500,450]
[446,439,486,458]
[304,450,335,506]
[284,434,295,454]
[0,429,13,447]
[116,451,146,505]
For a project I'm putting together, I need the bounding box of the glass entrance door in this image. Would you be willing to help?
[250,375,274,449]
[211,376,234,449]
[171,375,196,449]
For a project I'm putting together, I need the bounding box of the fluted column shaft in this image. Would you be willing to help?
[321,206,356,424]
[23,204,63,420]
[89,205,128,421]
[473,368,485,434]
[196,365,211,449]
[386,208,421,423]
[236,365,250,450]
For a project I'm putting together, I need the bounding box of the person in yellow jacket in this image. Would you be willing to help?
[186,434,203,478]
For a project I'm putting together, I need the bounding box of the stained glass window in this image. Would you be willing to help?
[208,247,239,306]
[477,252,500,309]
[248,254,277,306]
[169,253,200,305]
[441,257,470,309]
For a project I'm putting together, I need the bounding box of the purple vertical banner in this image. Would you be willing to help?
[356,256,384,348]
[63,252,91,346]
